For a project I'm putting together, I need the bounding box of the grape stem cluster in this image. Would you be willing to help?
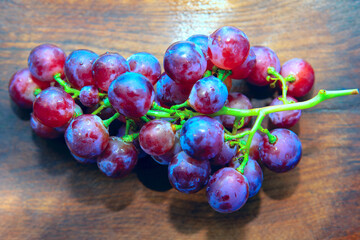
[52,69,359,174]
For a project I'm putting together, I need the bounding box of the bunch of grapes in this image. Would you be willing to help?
[9,26,358,214]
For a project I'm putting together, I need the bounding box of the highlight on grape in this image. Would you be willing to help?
[9,26,358,214]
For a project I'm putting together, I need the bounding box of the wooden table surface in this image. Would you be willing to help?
[1,0,359,239]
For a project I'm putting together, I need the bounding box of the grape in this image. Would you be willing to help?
[28,44,66,82]
[139,119,175,156]
[180,116,224,161]
[79,85,99,107]
[155,73,193,107]
[33,87,75,128]
[64,49,98,89]
[243,157,263,198]
[127,52,161,85]
[230,48,256,80]
[247,46,281,86]
[65,114,109,158]
[210,141,238,166]
[8,68,50,109]
[259,128,302,173]
[168,151,210,193]
[30,113,61,139]
[188,76,228,114]
[236,128,262,161]
[206,167,249,213]
[55,104,83,134]
[208,26,250,70]
[220,93,252,129]
[164,41,207,85]
[280,58,315,98]
[71,152,97,164]
[108,72,155,118]
[152,131,182,165]
[97,137,138,178]
[186,34,214,70]
[269,96,301,128]
[92,52,129,91]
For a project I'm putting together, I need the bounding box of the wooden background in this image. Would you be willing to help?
[0,0,359,239]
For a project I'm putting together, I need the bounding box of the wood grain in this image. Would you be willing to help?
[0,0,359,239]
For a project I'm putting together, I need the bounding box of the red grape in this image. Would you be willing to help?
[220,93,252,129]
[210,141,238,166]
[71,152,97,164]
[230,48,256,80]
[269,96,301,128]
[30,113,61,139]
[152,131,182,165]
[243,157,263,198]
[127,52,161,85]
[79,85,99,107]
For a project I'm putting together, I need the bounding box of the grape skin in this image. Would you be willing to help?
[168,151,211,193]
[79,85,100,107]
[152,131,182,165]
[180,116,224,161]
[269,96,301,128]
[65,114,109,159]
[206,167,249,213]
[259,128,302,173]
[127,52,161,86]
[210,141,238,166]
[97,137,138,178]
[220,93,252,129]
[243,157,263,198]
[230,48,256,80]
[188,76,228,114]
[30,113,61,139]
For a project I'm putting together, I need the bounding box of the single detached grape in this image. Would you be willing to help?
[152,131,182,165]
[108,72,155,118]
[33,87,75,128]
[30,113,61,139]
[243,157,263,198]
[164,41,207,85]
[97,137,138,178]
[206,167,249,213]
[168,151,211,193]
[28,44,66,82]
[247,46,281,86]
[259,128,302,173]
[71,152,97,164]
[208,26,250,70]
[65,114,109,158]
[139,119,175,156]
[210,141,238,166]
[188,76,228,114]
[155,73,193,107]
[230,48,256,80]
[280,58,315,98]
[79,85,99,107]
[127,52,161,85]
[9,68,50,109]
[269,96,301,128]
[64,49,98,89]
[220,93,252,129]
[237,128,262,161]
[92,52,129,91]
[180,116,224,161]
[186,34,214,70]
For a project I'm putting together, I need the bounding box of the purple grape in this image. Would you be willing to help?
[8,68,50,109]
[28,44,66,82]
[208,26,250,70]
[152,131,182,165]
[155,73,193,107]
[65,114,109,158]
[92,52,129,91]
[33,87,75,128]
[280,58,315,98]
[180,116,224,161]
[246,46,281,86]
[259,128,302,173]
[230,48,256,80]
[210,141,238,166]
[243,157,263,198]
[188,76,228,114]
[71,152,97,164]
[30,113,61,139]
[97,137,138,178]
[168,151,211,193]
[164,41,207,85]
[206,167,249,213]
[139,119,175,156]
[220,93,252,129]
[186,34,214,70]
[64,49,98,89]
[79,85,99,107]
[55,104,83,134]
[269,96,301,128]
[127,52,161,85]
[108,72,155,118]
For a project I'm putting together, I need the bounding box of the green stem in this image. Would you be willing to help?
[54,73,80,96]
[122,133,139,143]
[140,116,151,123]
[103,112,121,128]
[170,100,190,110]
[34,88,42,96]
[172,124,182,131]
[232,117,244,135]
[125,119,131,135]
[224,130,251,141]
[152,102,174,114]
[146,110,172,118]
[203,70,212,78]
[258,126,277,144]
[222,70,232,81]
